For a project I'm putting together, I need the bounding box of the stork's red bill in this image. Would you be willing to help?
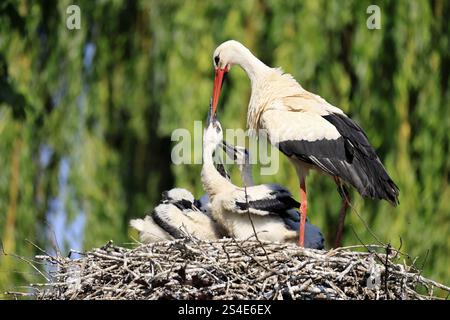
[212,66,228,117]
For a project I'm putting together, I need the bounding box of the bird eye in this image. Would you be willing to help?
[214,55,220,66]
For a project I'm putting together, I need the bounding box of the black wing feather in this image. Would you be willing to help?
[152,209,184,239]
[278,113,399,205]
[235,195,300,214]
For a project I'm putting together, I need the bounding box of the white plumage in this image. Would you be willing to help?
[222,142,324,249]
[130,214,172,243]
[162,188,195,204]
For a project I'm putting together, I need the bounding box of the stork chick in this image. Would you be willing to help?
[130,188,222,243]
[202,114,316,245]
[222,142,324,249]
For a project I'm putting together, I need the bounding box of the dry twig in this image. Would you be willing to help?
[8,239,448,300]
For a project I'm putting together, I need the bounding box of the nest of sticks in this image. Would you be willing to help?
[20,238,450,300]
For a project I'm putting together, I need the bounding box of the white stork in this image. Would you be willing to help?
[210,40,399,247]
[130,188,223,243]
[201,112,324,249]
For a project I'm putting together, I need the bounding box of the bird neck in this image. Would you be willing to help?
[234,49,271,133]
[202,143,218,166]
[235,48,271,87]
[202,143,233,196]
[240,164,255,187]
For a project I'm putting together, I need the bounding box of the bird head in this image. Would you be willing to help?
[204,106,223,152]
[161,188,195,204]
[211,40,250,116]
[222,141,250,170]
[213,40,247,69]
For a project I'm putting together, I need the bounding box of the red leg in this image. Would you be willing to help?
[298,177,307,247]
[334,197,349,248]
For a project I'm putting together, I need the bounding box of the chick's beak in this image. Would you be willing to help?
[207,97,218,127]
[221,141,235,159]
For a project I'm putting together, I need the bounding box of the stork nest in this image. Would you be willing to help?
[18,239,450,300]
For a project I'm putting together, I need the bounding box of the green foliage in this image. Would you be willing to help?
[0,0,448,296]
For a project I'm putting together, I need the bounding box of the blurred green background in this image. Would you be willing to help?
[0,0,449,297]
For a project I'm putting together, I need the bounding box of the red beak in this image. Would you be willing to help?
[211,67,228,117]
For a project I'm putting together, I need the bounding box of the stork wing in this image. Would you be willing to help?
[261,108,399,205]
[223,184,300,216]
[261,108,344,171]
[281,91,345,116]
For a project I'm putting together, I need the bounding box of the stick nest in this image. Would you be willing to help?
[24,239,450,300]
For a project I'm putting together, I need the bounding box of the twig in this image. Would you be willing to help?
[5,239,448,300]
[243,183,271,266]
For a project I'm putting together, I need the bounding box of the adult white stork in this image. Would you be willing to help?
[210,40,399,247]
[201,112,324,249]
[130,188,223,243]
